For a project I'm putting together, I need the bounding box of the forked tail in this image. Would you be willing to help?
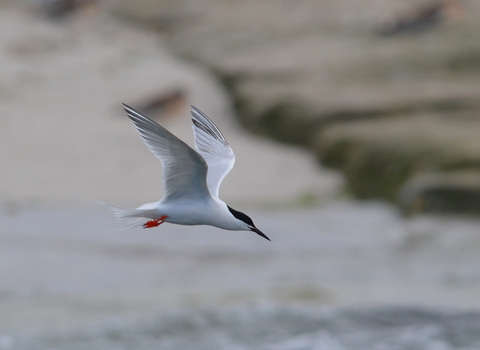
[98,202,159,229]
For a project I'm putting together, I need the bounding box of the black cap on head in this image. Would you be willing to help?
[227,206,270,241]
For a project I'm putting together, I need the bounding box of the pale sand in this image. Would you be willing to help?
[0,7,342,210]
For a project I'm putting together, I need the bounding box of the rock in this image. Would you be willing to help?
[106,0,206,29]
[109,0,480,214]
[399,171,480,214]
[11,0,99,19]
[130,88,187,119]
[315,114,480,202]
[41,0,98,20]
[376,0,464,36]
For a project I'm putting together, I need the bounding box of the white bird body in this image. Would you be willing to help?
[123,198,243,229]
[105,104,269,241]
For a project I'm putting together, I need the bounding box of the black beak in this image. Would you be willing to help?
[250,227,270,241]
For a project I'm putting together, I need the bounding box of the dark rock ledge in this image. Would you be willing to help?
[111,0,480,214]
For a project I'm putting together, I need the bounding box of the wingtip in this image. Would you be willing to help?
[190,105,203,123]
[122,103,133,111]
[121,104,146,122]
[190,105,202,116]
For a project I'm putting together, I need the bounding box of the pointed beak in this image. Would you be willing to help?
[250,227,271,241]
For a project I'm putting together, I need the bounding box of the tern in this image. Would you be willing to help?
[105,104,270,241]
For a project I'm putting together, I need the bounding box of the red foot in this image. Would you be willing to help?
[143,215,167,229]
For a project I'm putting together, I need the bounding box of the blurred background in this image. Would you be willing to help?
[1,0,480,349]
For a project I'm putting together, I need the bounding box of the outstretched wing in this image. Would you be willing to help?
[123,104,210,201]
[190,106,235,198]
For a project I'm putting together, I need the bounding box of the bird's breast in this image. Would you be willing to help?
[160,200,238,229]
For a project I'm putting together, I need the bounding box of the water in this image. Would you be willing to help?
[2,201,480,349]
[4,305,480,349]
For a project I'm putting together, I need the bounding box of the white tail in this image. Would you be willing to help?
[98,202,158,229]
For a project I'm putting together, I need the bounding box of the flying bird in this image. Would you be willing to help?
[105,104,270,241]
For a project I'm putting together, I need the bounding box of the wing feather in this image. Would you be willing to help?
[123,104,210,201]
[190,106,235,198]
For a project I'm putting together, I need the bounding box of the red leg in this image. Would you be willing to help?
[143,215,167,229]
